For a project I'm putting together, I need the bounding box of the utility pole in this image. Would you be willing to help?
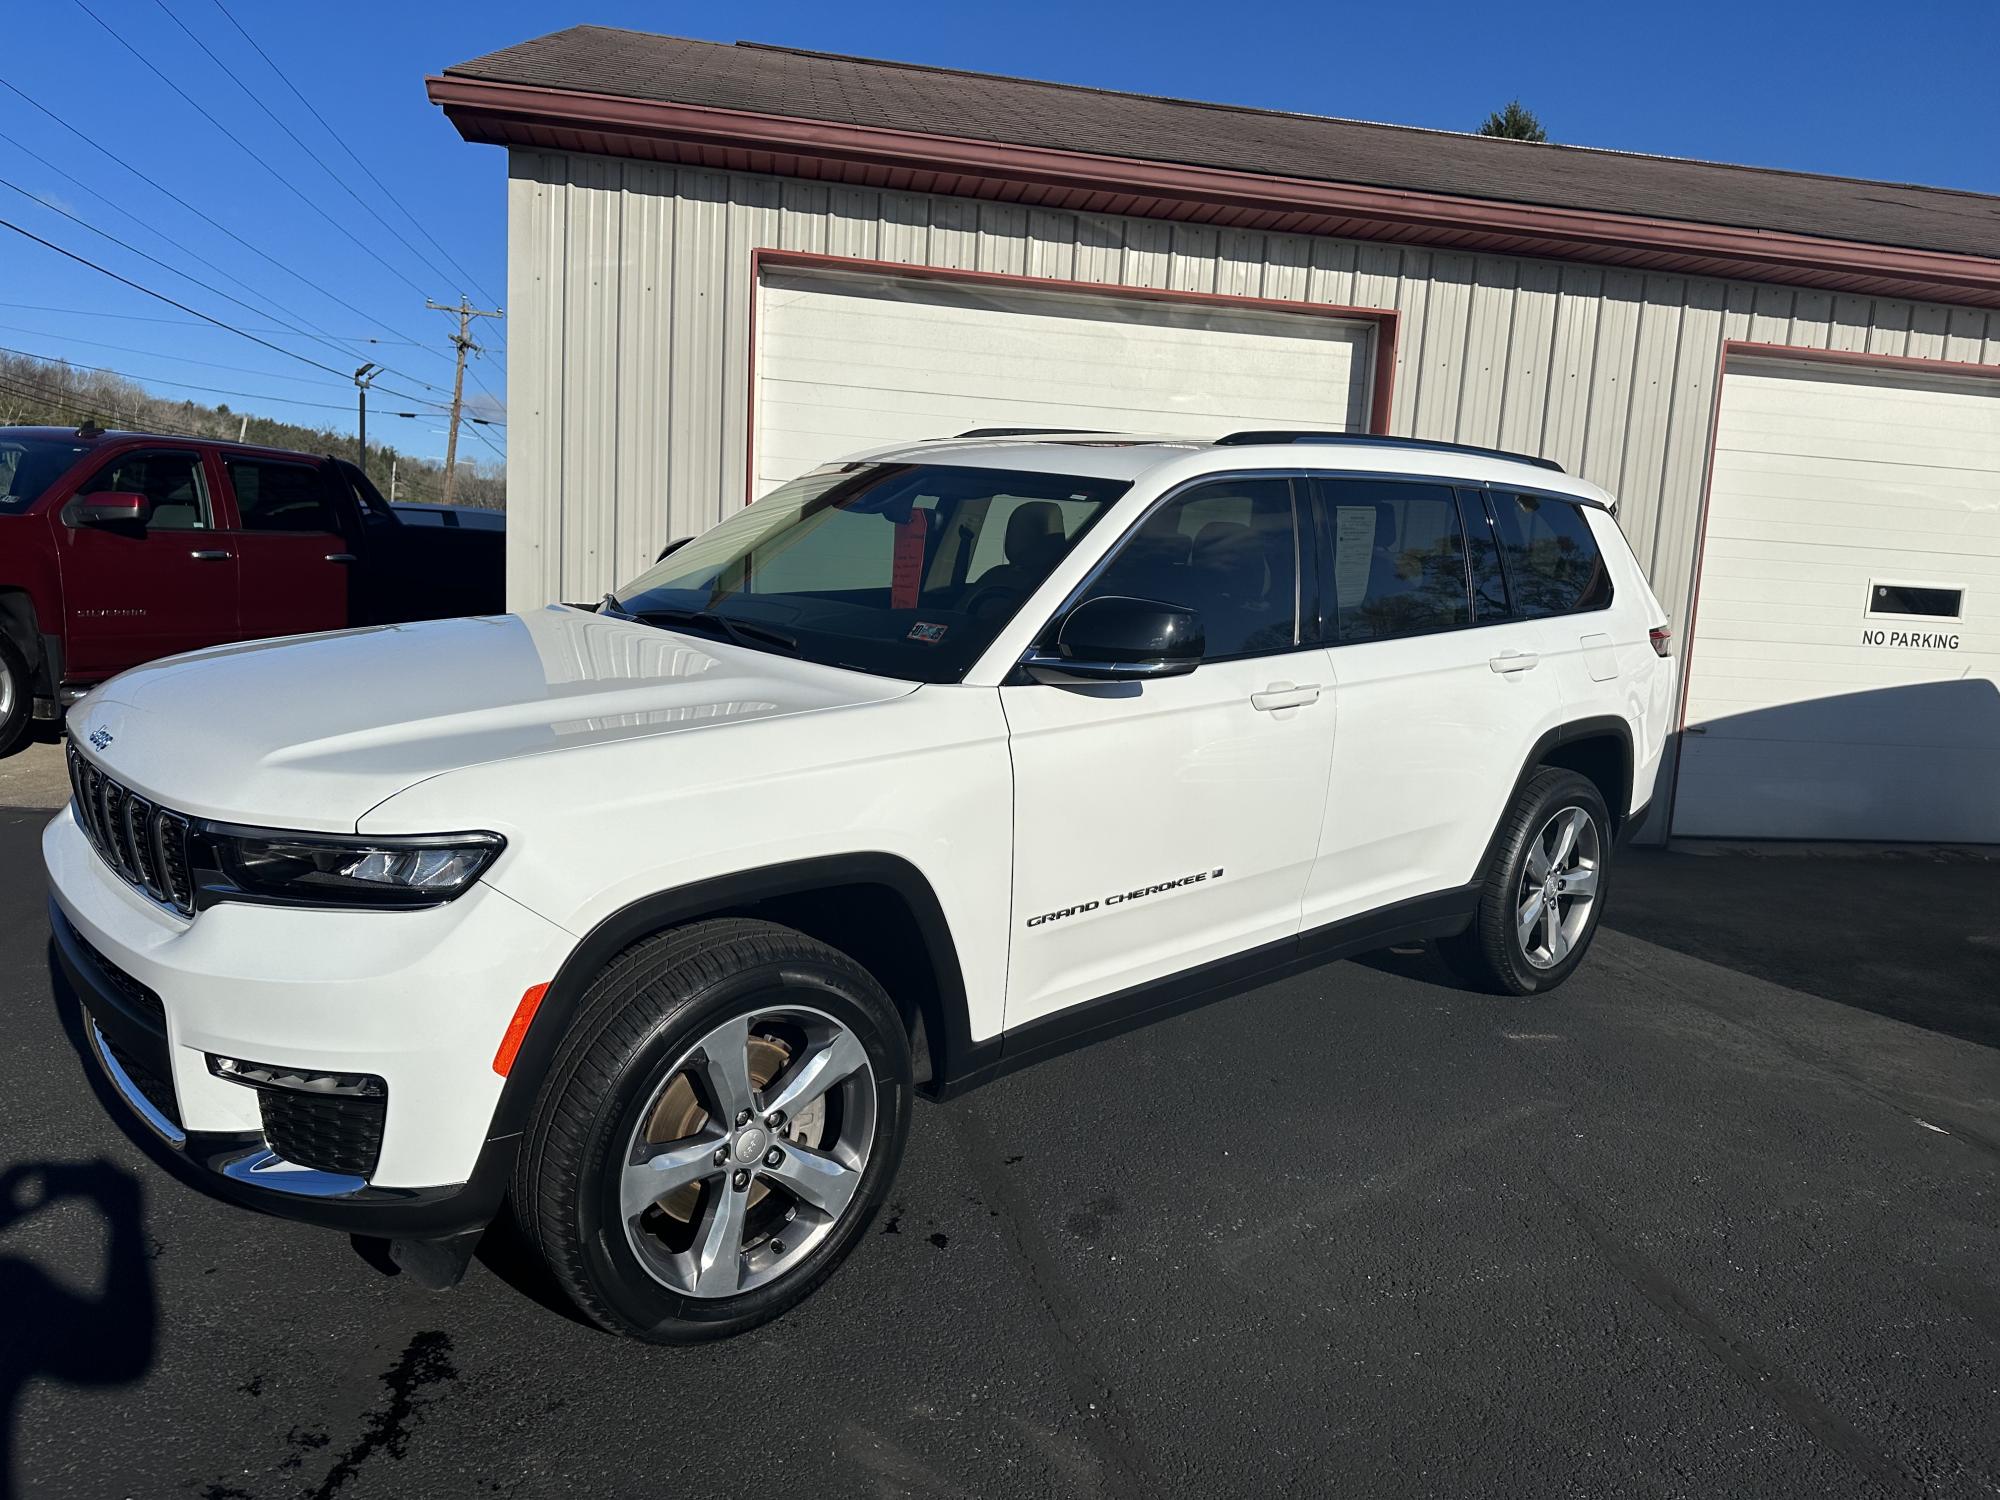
[352,362,379,475]
[389,459,398,503]
[426,297,503,504]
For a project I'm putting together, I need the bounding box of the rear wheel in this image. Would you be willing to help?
[1440,768,1610,995]
[0,632,32,760]
[514,918,911,1342]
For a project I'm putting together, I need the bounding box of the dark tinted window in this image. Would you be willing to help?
[1079,477,1299,660]
[0,436,89,514]
[1489,492,1612,616]
[83,449,210,531]
[228,459,339,533]
[1321,479,1468,642]
[1463,490,1510,622]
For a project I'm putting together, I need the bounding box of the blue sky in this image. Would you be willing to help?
[6,0,1997,465]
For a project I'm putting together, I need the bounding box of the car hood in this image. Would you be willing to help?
[71,607,917,829]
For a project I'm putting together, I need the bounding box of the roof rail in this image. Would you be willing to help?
[952,426,1107,439]
[1213,431,1564,473]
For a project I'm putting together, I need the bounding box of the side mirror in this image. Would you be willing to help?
[1024,595,1203,683]
[70,491,154,527]
[656,535,693,562]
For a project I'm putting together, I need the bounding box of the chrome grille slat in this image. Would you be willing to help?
[67,747,197,918]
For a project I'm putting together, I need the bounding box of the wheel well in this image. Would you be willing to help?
[0,590,40,664]
[1539,732,1631,830]
[708,882,949,1090]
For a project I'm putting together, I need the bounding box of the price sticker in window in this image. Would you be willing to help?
[891,507,931,610]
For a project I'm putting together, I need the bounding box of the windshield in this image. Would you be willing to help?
[611,462,1129,682]
[0,436,89,515]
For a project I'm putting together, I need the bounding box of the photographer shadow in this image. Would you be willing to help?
[0,1158,157,1500]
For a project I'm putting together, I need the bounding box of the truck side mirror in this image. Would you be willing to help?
[1023,595,1204,683]
[70,491,154,527]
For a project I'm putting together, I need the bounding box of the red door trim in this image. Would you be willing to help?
[743,247,1400,505]
[1661,339,2000,838]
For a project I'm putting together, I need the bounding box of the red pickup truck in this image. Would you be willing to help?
[0,425,504,756]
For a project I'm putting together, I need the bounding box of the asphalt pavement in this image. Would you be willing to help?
[1,799,1996,1499]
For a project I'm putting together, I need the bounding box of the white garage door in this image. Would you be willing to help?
[1674,358,2000,841]
[753,268,1375,495]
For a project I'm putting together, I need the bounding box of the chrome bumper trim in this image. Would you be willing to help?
[88,1021,186,1148]
[219,1149,369,1199]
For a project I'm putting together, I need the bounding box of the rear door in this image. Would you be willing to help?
[1301,477,1565,932]
[56,444,239,676]
[219,456,351,642]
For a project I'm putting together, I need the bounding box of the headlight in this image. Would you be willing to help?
[202,826,505,910]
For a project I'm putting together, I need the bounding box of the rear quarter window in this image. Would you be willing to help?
[1489,492,1613,617]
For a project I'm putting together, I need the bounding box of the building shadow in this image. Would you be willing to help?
[0,1159,157,1500]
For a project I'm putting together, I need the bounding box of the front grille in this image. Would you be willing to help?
[64,915,166,1032]
[68,742,197,916]
[100,1031,182,1129]
[258,1089,387,1179]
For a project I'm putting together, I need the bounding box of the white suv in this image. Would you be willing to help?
[47,431,1674,1341]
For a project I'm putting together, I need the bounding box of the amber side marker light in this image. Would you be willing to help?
[493,983,550,1077]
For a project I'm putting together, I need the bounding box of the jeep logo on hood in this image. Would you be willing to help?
[88,728,114,751]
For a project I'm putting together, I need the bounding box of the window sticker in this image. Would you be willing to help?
[890,507,930,610]
[1333,506,1377,604]
[908,621,948,644]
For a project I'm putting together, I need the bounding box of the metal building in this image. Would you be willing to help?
[431,27,2000,844]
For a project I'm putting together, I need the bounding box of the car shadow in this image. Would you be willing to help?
[0,1158,157,1500]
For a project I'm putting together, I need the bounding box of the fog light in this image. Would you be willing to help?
[208,1055,386,1098]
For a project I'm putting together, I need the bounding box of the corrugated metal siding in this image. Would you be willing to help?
[504,151,2000,836]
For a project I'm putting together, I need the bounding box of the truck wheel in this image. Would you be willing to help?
[514,917,912,1342]
[0,632,32,760]
[1439,768,1611,996]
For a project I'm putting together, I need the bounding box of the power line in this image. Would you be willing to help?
[206,0,507,349]
[0,322,358,389]
[147,0,465,309]
[0,77,455,387]
[0,341,366,412]
[0,300,426,343]
[0,178,448,411]
[68,0,433,302]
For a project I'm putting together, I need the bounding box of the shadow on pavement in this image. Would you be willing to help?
[1606,847,2000,1049]
[0,1159,157,1500]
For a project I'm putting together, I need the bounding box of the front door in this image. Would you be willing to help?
[1001,475,1334,1029]
[219,456,352,643]
[1302,477,1565,931]
[57,445,239,678]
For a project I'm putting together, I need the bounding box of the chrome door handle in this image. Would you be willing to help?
[188,549,232,561]
[1251,681,1321,712]
[324,552,357,564]
[1489,650,1540,674]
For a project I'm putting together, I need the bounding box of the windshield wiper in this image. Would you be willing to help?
[600,595,800,656]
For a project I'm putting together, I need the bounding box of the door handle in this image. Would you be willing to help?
[1251,681,1321,712]
[188,549,232,561]
[1489,650,1540,674]
[324,553,357,564]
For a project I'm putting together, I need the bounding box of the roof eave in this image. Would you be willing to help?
[428,74,2000,310]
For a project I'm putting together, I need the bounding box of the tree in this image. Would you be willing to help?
[1479,101,1547,142]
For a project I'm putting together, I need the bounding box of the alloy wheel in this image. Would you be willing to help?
[620,1004,876,1299]
[1515,805,1601,970]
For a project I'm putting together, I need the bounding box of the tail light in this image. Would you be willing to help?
[1649,624,1672,658]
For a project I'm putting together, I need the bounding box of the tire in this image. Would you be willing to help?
[513,917,912,1343]
[0,631,32,760]
[1439,768,1612,996]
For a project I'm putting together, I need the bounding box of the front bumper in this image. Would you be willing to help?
[45,810,576,1236]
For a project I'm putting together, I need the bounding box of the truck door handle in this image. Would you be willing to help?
[188,549,232,561]
[324,552,357,564]
[1489,650,1540,674]
[1251,682,1321,712]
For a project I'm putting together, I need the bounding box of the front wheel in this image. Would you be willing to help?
[513,918,912,1342]
[1439,768,1611,995]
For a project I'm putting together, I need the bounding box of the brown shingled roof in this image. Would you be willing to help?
[443,25,1999,264]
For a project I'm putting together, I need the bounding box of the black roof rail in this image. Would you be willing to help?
[1213,431,1564,473]
[952,426,1106,439]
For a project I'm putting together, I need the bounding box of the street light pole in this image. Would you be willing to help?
[353,362,379,476]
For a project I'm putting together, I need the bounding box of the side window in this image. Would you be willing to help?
[1489,492,1613,617]
[1462,490,1511,622]
[1321,479,1468,643]
[227,459,341,534]
[1078,477,1299,660]
[81,449,210,531]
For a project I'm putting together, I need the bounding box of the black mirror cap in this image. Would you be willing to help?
[1025,595,1204,682]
